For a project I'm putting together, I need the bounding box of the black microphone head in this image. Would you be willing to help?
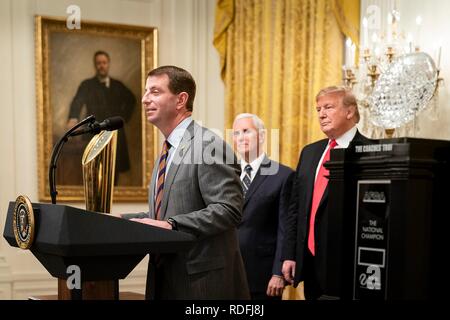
[103,116,124,131]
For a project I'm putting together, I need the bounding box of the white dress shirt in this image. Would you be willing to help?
[99,76,110,88]
[314,126,357,181]
[153,116,193,199]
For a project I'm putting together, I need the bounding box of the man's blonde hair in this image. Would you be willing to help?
[316,86,360,123]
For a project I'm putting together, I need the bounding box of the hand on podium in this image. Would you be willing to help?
[130,218,172,230]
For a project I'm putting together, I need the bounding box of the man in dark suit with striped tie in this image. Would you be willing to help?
[281,86,369,299]
[233,113,294,300]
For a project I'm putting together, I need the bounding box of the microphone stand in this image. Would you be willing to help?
[48,115,96,204]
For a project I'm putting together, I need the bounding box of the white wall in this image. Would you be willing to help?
[0,0,223,299]
[360,0,450,140]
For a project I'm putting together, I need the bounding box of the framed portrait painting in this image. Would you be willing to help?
[35,16,158,202]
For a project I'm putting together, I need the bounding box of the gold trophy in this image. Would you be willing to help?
[61,130,119,299]
[82,130,118,213]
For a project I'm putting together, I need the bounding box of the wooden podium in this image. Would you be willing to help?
[3,202,195,300]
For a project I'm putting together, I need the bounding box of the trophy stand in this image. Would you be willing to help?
[58,130,119,300]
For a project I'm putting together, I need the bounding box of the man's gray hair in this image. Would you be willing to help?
[233,113,265,131]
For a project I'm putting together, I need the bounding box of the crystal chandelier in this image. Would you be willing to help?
[343,7,444,138]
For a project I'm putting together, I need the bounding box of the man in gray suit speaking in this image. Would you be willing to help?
[120,65,250,300]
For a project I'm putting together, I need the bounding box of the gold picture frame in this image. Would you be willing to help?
[35,15,158,202]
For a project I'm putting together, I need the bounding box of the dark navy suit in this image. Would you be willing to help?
[238,156,294,299]
[282,130,369,298]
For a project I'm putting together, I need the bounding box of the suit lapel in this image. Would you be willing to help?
[314,130,365,215]
[159,121,197,220]
[243,156,271,207]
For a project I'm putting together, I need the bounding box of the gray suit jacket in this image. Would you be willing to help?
[124,121,250,299]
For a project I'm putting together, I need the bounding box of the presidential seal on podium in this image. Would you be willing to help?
[13,195,35,249]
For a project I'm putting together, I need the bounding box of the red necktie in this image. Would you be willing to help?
[308,139,337,256]
[155,140,170,220]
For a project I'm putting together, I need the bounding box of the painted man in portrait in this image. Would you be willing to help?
[66,50,136,181]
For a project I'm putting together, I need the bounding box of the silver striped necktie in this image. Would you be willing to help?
[242,164,252,196]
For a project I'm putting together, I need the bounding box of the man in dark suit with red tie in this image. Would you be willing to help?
[281,86,368,299]
[233,113,294,300]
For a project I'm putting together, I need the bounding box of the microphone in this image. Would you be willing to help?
[48,115,123,204]
[70,116,124,136]
[49,115,96,204]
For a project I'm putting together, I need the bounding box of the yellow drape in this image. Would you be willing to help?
[332,0,361,61]
[213,0,349,168]
[333,0,360,47]
[214,0,359,299]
